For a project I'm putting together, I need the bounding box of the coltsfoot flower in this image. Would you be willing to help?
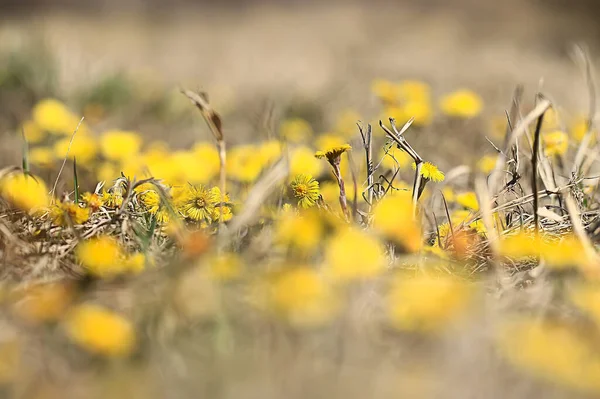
[290,174,320,209]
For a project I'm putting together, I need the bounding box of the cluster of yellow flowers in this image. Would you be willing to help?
[371,79,483,126]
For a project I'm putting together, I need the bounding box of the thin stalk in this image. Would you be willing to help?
[532,110,545,236]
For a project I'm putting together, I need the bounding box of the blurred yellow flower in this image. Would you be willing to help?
[64,304,135,357]
[543,130,569,157]
[99,130,142,161]
[227,145,264,183]
[268,267,338,328]
[49,201,90,226]
[477,154,497,174]
[20,120,46,144]
[380,145,411,170]
[402,100,433,127]
[334,109,362,138]
[496,318,600,394]
[280,118,313,143]
[124,253,146,274]
[396,80,431,102]
[207,253,244,281]
[12,282,75,324]
[455,191,479,211]
[440,89,483,119]
[373,193,422,252]
[569,117,596,143]
[53,135,98,163]
[275,209,323,254]
[32,98,81,135]
[387,273,474,332]
[290,174,320,209]
[371,79,397,104]
[289,146,324,178]
[191,142,220,182]
[29,147,54,168]
[0,173,49,214]
[259,140,282,167]
[76,236,126,278]
[324,227,386,282]
[412,162,445,182]
[500,233,590,270]
[569,284,600,327]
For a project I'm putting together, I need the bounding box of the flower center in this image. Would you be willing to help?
[295,184,308,196]
[195,198,206,208]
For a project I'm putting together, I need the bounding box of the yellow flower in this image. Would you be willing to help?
[569,284,600,328]
[412,162,445,182]
[101,189,124,208]
[32,98,81,135]
[76,236,126,278]
[267,267,338,328]
[210,186,233,222]
[175,184,218,223]
[64,304,135,357]
[81,192,104,211]
[135,183,161,214]
[324,227,386,282]
[124,253,146,274]
[371,79,397,104]
[50,201,90,226]
[499,231,542,259]
[259,140,282,167]
[387,273,474,332]
[275,209,323,254]
[402,100,433,127]
[11,282,75,324]
[496,318,600,394]
[441,186,455,202]
[29,147,54,168]
[289,146,324,178]
[227,145,264,183]
[96,162,119,182]
[455,191,479,211]
[372,193,422,252]
[396,80,431,103]
[53,135,98,163]
[0,173,49,214]
[543,130,569,157]
[280,118,313,143]
[314,133,346,153]
[315,144,352,162]
[500,233,590,270]
[439,89,483,119]
[206,253,244,281]
[191,142,220,182]
[290,174,320,209]
[334,109,362,138]
[477,154,497,174]
[20,120,46,144]
[570,117,596,143]
[99,130,142,161]
[379,145,411,170]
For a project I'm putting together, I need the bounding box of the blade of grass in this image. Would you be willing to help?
[21,128,29,173]
[73,157,79,204]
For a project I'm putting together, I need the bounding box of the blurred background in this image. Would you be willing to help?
[1,0,599,164]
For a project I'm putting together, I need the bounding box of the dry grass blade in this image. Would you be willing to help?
[565,194,598,264]
[50,117,84,196]
[227,159,288,235]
